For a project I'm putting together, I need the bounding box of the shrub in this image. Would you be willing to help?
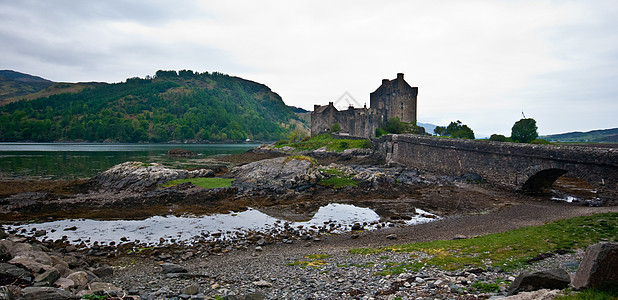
[489,134,507,142]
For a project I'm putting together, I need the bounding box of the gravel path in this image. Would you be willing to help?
[107,200,618,299]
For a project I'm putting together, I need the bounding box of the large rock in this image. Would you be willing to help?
[19,287,76,300]
[33,268,60,287]
[160,263,187,274]
[229,157,322,193]
[0,263,32,285]
[572,242,618,289]
[507,269,571,296]
[89,161,214,192]
[66,271,88,287]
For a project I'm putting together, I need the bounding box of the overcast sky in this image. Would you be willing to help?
[1,0,617,137]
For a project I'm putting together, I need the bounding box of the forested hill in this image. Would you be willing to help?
[0,70,54,101]
[0,70,303,142]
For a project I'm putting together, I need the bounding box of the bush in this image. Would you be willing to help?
[530,139,551,145]
[489,134,507,142]
[375,128,387,137]
[330,123,341,133]
[274,140,288,146]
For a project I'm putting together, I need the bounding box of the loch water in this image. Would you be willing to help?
[0,142,259,179]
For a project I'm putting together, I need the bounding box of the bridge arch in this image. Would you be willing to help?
[521,168,568,194]
[378,134,618,202]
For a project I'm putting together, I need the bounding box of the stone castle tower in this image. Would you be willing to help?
[311,73,418,138]
[369,73,417,124]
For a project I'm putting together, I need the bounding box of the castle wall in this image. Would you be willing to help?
[311,73,417,138]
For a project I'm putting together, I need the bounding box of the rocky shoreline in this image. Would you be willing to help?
[1,144,616,299]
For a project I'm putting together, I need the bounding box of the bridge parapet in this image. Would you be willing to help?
[378,134,618,201]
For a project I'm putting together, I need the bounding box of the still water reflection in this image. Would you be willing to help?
[0,143,259,179]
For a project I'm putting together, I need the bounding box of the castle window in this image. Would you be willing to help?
[401,102,404,111]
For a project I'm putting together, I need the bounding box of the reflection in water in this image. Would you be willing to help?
[4,203,440,246]
[0,143,258,179]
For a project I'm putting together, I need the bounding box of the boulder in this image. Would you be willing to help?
[229,157,321,193]
[33,268,60,287]
[89,161,214,192]
[19,287,76,300]
[160,263,187,274]
[572,242,618,289]
[507,269,570,296]
[53,277,75,288]
[181,284,199,295]
[88,282,122,294]
[92,264,113,278]
[66,271,89,287]
[0,262,32,285]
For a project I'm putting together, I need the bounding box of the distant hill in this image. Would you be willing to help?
[542,128,618,142]
[417,122,437,135]
[0,70,307,142]
[0,70,54,101]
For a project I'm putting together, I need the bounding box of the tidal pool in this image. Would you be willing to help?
[4,203,439,246]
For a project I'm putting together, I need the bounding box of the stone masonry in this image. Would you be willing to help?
[378,134,618,201]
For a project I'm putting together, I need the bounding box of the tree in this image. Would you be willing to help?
[446,120,475,139]
[330,123,341,133]
[511,118,538,143]
[434,126,447,136]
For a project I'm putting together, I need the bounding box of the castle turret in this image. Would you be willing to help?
[370,73,418,124]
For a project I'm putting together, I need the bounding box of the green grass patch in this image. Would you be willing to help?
[470,281,502,293]
[275,134,371,152]
[557,284,618,300]
[285,155,317,166]
[337,262,375,268]
[318,168,346,176]
[161,177,234,189]
[375,261,425,276]
[287,253,330,268]
[318,176,358,189]
[351,213,617,271]
[305,253,330,259]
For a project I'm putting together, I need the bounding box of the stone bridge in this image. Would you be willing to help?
[377,134,618,201]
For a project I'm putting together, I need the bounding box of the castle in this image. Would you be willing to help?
[311,73,418,138]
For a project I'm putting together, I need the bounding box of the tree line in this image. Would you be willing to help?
[0,70,300,142]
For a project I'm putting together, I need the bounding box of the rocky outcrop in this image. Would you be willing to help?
[0,235,130,299]
[572,242,618,289]
[507,269,571,296]
[229,156,323,194]
[89,161,214,192]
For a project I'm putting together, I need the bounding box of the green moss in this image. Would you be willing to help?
[161,177,234,189]
[556,285,618,300]
[319,176,358,189]
[318,168,346,176]
[374,261,425,276]
[305,253,330,259]
[275,134,371,152]
[351,213,618,271]
[285,155,317,166]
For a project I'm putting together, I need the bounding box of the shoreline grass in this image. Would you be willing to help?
[351,213,617,274]
[161,177,234,189]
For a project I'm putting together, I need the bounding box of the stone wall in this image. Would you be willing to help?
[378,134,618,200]
[311,103,384,138]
